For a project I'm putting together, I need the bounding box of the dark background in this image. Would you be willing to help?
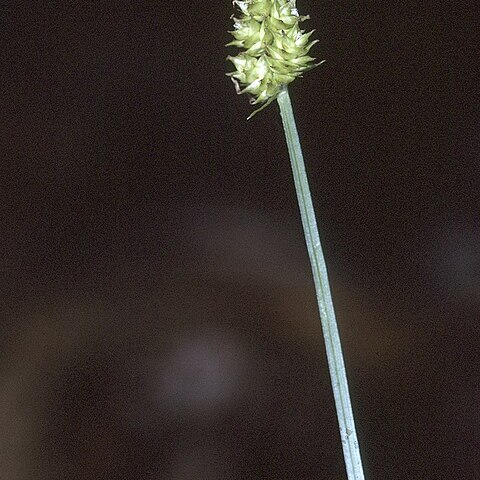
[1,1,478,479]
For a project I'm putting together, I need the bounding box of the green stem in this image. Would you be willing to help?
[277,87,365,480]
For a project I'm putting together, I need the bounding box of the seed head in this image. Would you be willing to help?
[226,0,322,118]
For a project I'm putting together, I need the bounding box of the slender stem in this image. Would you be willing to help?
[277,87,365,480]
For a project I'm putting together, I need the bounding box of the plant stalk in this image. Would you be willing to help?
[277,87,365,480]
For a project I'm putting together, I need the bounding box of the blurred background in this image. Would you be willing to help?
[1,1,478,479]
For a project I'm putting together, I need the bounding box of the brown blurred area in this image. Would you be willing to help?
[1,2,479,479]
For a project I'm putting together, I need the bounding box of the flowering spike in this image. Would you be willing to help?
[227,0,321,117]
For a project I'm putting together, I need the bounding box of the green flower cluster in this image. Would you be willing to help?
[227,0,320,118]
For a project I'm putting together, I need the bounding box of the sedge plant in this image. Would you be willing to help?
[226,1,366,478]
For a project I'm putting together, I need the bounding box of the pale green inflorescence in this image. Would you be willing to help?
[227,0,321,118]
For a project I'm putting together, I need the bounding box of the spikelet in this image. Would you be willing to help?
[226,0,322,118]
